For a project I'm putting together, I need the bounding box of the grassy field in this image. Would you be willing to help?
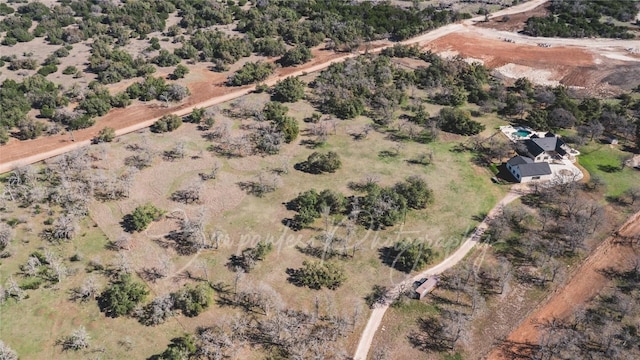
[578,141,638,198]
[0,86,511,358]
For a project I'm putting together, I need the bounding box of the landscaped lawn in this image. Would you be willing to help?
[578,142,638,198]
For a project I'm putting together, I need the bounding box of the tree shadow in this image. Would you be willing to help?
[300,138,325,149]
[493,339,540,359]
[407,317,453,353]
[293,161,317,174]
[377,246,411,273]
[119,214,137,233]
[598,164,622,173]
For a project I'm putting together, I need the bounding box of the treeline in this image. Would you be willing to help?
[0,73,189,144]
[523,0,637,39]
[498,77,640,147]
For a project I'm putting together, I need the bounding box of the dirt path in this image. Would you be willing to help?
[353,185,528,360]
[487,210,640,360]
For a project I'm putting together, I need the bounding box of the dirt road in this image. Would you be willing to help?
[487,210,640,360]
[0,0,552,174]
[353,185,527,360]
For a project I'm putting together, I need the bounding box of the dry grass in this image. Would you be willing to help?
[0,84,510,358]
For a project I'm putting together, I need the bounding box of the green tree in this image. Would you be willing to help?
[263,102,299,143]
[289,261,346,290]
[394,176,434,210]
[187,107,205,123]
[438,107,485,135]
[385,239,435,273]
[153,49,181,67]
[171,284,211,317]
[170,64,189,79]
[272,76,306,102]
[227,61,274,86]
[127,203,165,232]
[302,151,342,174]
[93,127,116,143]
[278,45,313,67]
[151,114,182,133]
[360,185,407,229]
[154,335,197,360]
[98,274,149,317]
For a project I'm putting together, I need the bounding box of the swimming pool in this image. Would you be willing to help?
[514,129,531,137]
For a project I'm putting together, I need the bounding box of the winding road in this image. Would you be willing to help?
[353,185,527,359]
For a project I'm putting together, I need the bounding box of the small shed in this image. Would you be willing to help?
[414,276,438,300]
[608,137,619,145]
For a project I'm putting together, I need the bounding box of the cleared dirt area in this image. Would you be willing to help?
[487,210,640,360]
[476,2,549,32]
[425,30,640,94]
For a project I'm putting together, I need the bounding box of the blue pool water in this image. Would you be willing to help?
[515,129,531,137]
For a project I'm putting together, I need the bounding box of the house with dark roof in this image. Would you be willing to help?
[506,155,553,183]
[521,135,572,163]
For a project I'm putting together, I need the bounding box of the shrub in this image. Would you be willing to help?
[126,203,165,232]
[278,46,313,67]
[438,107,485,135]
[271,76,305,102]
[151,114,182,133]
[98,274,149,317]
[37,64,58,76]
[382,239,435,273]
[171,284,211,317]
[299,151,342,174]
[288,261,346,290]
[227,61,274,86]
[93,127,116,143]
[170,64,189,79]
[54,47,69,57]
[62,66,77,75]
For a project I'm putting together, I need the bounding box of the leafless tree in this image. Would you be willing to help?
[70,277,99,302]
[113,253,132,276]
[164,84,190,102]
[3,277,25,302]
[199,161,221,181]
[45,250,67,283]
[124,149,155,169]
[238,172,282,197]
[197,325,235,359]
[167,210,210,255]
[0,340,18,360]
[163,141,186,161]
[0,224,14,250]
[171,182,203,204]
[59,326,90,351]
[50,215,78,241]
[137,295,175,326]
[112,234,132,251]
[624,187,640,205]
[22,256,42,277]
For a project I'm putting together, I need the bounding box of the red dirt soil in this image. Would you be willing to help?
[0,47,354,172]
[487,210,640,360]
[425,32,595,69]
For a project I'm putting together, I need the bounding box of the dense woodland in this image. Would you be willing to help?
[0,0,470,144]
[524,0,639,38]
